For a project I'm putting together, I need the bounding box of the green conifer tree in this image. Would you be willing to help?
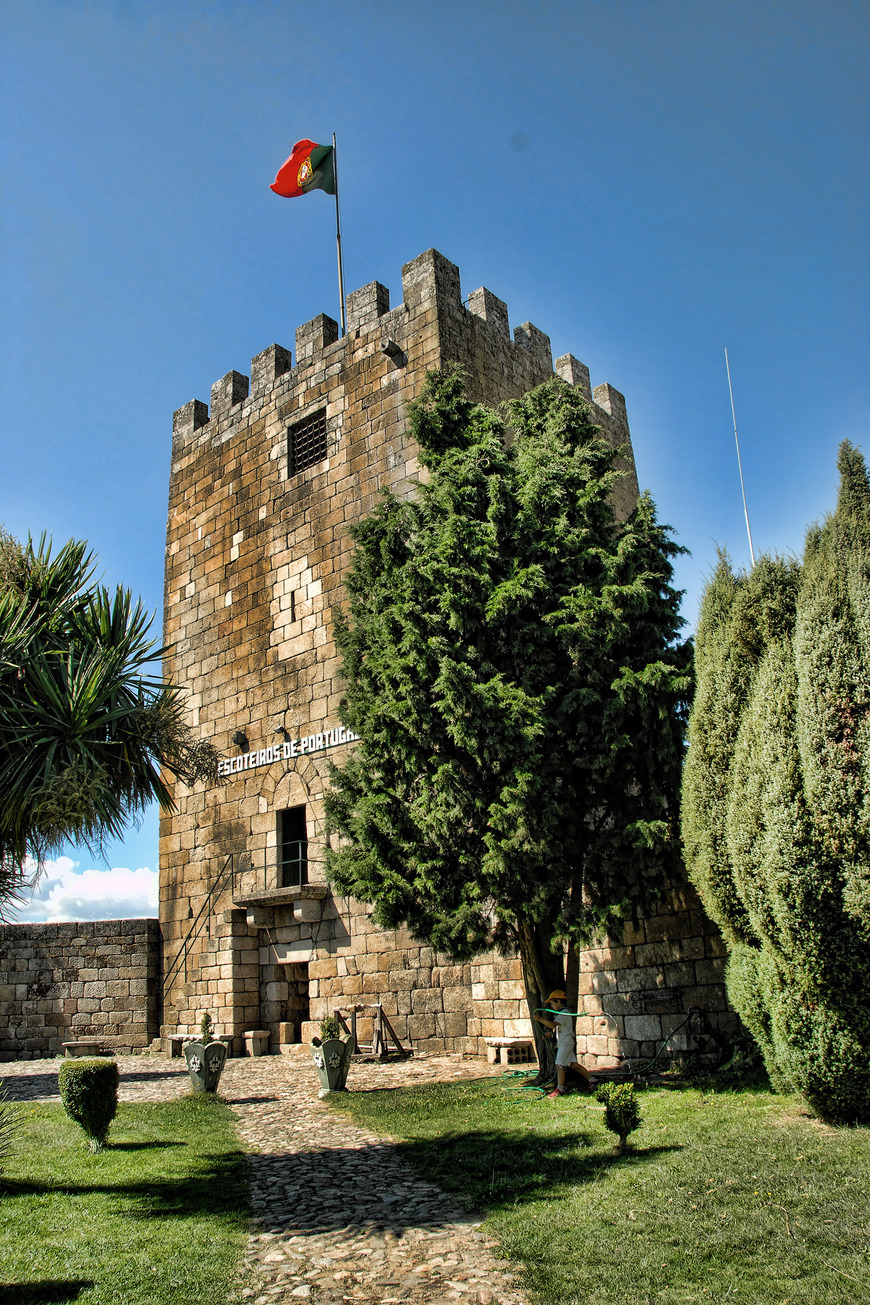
[682,444,870,1122]
[326,369,692,1077]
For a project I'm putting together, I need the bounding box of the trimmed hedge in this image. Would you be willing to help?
[58,1057,119,1151]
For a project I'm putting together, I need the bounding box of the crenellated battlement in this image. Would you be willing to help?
[170,247,627,449]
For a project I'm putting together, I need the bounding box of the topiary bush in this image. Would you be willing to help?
[597,1082,642,1153]
[58,1058,119,1151]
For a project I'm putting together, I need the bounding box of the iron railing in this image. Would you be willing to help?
[230,848,326,901]
[164,845,330,992]
[279,837,307,887]
[164,853,234,991]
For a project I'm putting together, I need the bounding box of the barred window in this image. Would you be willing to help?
[288,409,327,476]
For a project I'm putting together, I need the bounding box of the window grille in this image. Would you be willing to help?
[288,409,327,476]
[279,806,308,887]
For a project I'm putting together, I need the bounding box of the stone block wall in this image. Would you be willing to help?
[575,884,736,1069]
[0,919,161,1060]
[256,893,528,1057]
[220,880,734,1068]
[157,245,731,1063]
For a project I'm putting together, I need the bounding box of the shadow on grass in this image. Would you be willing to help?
[679,1069,774,1095]
[0,1282,94,1303]
[228,1128,683,1242]
[0,1150,247,1223]
[391,1129,682,1212]
[0,1073,60,1100]
[107,1140,187,1151]
[225,1095,280,1105]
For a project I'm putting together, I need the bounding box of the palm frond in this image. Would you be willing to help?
[0,527,218,886]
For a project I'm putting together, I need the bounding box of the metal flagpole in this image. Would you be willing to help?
[332,133,346,337]
[724,347,756,567]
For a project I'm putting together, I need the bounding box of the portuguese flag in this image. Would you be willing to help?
[270,140,336,198]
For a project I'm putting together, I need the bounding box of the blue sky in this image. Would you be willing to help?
[2,0,867,919]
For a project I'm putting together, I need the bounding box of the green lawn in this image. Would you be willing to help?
[0,1094,248,1305]
[329,1075,870,1305]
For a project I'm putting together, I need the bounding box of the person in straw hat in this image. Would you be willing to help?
[534,989,595,1098]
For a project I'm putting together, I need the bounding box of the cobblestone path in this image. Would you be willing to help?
[1,1052,529,1305]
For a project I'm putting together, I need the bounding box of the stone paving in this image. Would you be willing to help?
[0,1051,530,1304]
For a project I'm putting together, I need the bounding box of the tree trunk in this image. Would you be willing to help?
[517,918,566,1087]
[565,940,580,1019]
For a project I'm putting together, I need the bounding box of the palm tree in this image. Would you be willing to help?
[0,530,217,915]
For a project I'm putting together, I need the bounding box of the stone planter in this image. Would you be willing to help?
[310,1035,354,1095]
[184,1039,228,1093]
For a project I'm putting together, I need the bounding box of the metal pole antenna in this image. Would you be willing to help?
[332,133,346,337]
[725,347,756,567]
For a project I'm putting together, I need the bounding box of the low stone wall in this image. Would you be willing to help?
[0,919,160,1060]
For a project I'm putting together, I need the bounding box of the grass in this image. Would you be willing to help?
[328,1074,870,1305]
[0,1093,248,1305]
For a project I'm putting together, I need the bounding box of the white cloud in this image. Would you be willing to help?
[14,857,158,923]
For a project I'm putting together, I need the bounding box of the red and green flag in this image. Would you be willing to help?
[270,140,336,197]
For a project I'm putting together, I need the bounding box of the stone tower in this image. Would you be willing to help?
[161,248,730,1064]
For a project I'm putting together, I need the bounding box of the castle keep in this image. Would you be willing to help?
[152,247,734,1067]
[0,251,734,1062]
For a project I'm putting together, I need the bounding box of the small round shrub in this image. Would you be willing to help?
[596,1082,642,1153]
[58,1058,119,1151]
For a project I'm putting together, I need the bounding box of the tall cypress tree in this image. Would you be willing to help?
[325,369,692,1075]
[682,443,870,1123]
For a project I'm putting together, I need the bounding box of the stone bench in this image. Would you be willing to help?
[62,1041,114,1058]
[484,1037,536,1066]
[244,1029,270,1057]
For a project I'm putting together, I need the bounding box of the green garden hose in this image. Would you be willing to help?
[499,1068,554,1100]
[534,1007,588,1017]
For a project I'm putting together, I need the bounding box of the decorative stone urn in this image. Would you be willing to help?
[310,1035,354,1096]
[184,1039,228,1093]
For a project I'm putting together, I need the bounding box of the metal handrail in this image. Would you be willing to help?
[230,850,327,900]
[164,841,333,992]
[164,853,234,991]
